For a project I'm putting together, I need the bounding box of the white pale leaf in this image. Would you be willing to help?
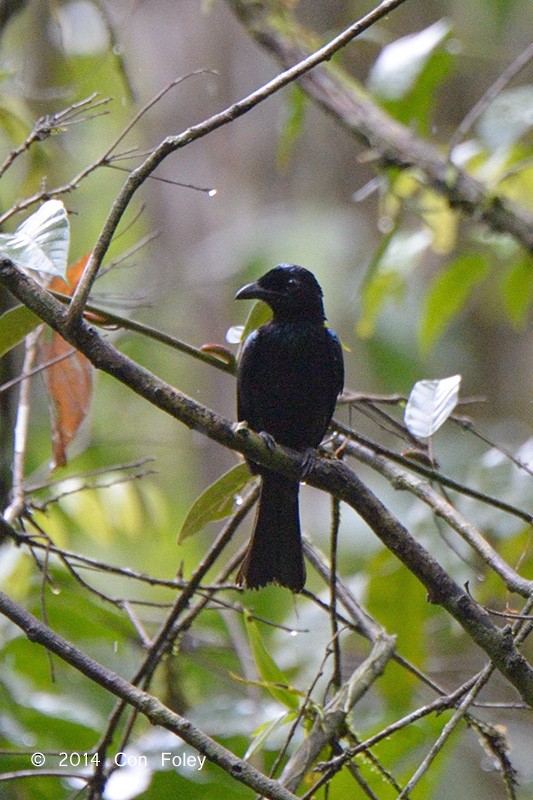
[226,324,244,344]
[405,374,461,438]
[368,19,451,101]
[0,200,69,278]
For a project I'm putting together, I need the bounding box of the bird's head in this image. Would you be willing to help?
[235,264,326,322]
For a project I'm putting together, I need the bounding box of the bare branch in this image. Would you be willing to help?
[228,0,533,252]
[65,0,411,328]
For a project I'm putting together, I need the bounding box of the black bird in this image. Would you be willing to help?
[235,264,344,591]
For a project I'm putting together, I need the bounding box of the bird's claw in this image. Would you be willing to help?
[300,448,317,481]
[259,431,276,451]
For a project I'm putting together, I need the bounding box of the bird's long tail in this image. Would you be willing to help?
[237,471,305,591]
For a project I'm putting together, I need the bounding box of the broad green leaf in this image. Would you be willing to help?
[500,256,533,328]
[239,298,272,343]
[243,613,301,711]
[368,20,452,101]
[0,200,70,278]
[0,304,40,357]
[357,229,431,338]
[177,462,252,542]
[418,253,489,353]
[478,86,533,151]
[404,374,461,438]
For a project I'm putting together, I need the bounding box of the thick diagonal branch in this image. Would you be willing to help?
[227,0,533,252]
[1,260,532,706]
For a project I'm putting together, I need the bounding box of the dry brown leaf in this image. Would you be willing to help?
[44,255,94,468]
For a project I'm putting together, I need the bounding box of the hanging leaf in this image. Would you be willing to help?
[243,613,301,711]
[0,200,69,278]
[42,255,95,469]
[418,254,489,353]
[0,305,40,358]
[42,334,93,469]
[177,462,253,542]
[404,374,461,438]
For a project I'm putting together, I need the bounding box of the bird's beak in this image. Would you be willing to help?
[235,280,263,301]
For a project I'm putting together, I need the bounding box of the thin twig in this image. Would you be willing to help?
[66,0,411,328]
[2,327,42,524]
[448,40,533,156]
[397,666,494,799]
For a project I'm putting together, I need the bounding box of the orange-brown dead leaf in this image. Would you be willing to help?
[49,253,90,296]
[44,254,94,468]
[42,334,93,469]
[199,343,237,370]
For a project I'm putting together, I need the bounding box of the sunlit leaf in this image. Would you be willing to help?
[0,304,40,358]
[368,20,452,101]
[418,254,489,353]
[177,462,252,542]
[478,86,533,151]
[404,374,461,438]
[239,298,272,344]
[243,613,301,711]
[418,190,458,254]
[0,200,69,278]
[225,325,244,344]
[357,229,431,338]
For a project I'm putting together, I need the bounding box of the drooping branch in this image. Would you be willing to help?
[1,259,532,706]
[227,0,533,253]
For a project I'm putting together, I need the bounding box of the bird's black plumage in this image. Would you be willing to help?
[235,264,344,591]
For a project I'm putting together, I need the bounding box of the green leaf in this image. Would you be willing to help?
[243,613,301,711]
[177,462,252,542]
[240,298,272,343]
[500,255,533,328]
[0,304,40,357]
[357,229,431,338]
[369,21,453,134]
[418,253,489,353]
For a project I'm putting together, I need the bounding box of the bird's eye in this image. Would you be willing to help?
[287,277,298,288]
